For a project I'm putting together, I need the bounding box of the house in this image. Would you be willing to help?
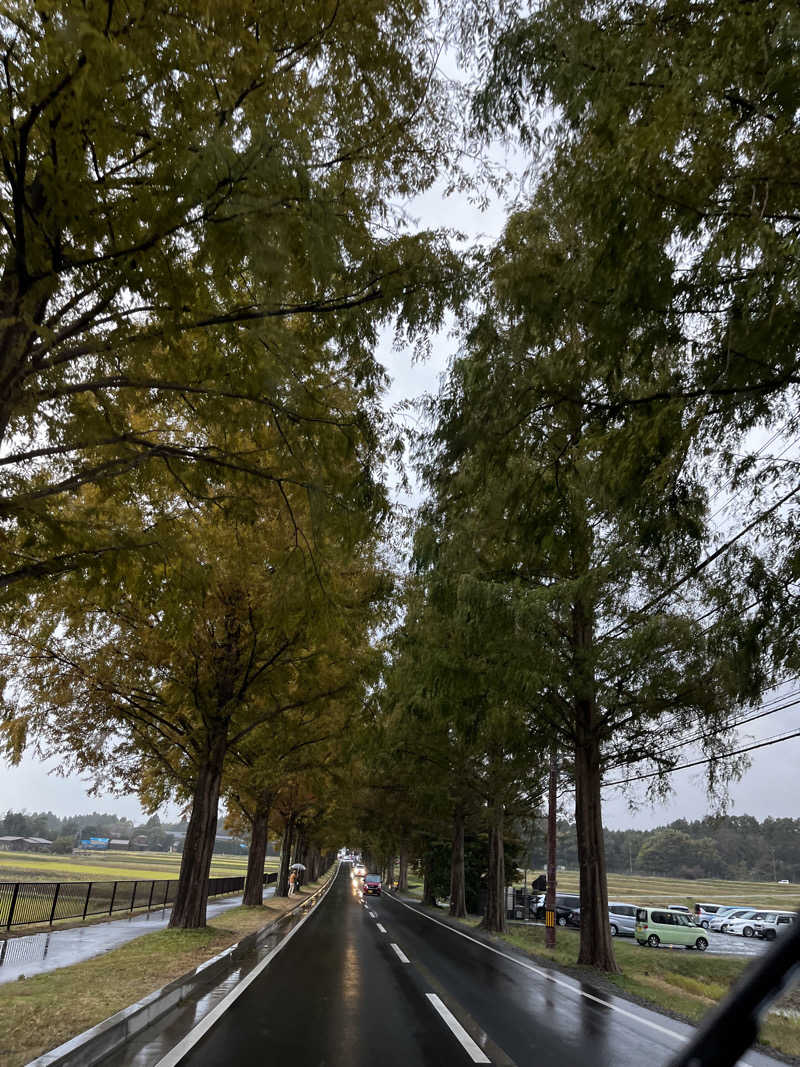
[22,837,53,852]
[109,839,131,850]
[0,836,52,852]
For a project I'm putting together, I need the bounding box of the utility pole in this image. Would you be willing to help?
[545,746,557,949]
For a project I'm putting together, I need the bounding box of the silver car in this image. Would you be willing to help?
[608,901,639,937]
[709,907,758,933]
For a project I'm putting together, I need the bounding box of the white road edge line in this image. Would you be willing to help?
[152,868,340,1067]
[376,923,387,933]
[391,942,410,963]
[426,993,491,1064]
[382,893,757,1066]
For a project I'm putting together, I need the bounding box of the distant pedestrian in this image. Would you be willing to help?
[288,869,296,895]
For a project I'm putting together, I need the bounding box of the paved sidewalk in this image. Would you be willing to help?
[0,887,276,984]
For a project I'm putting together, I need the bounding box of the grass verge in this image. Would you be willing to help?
[475,919,799,1061]
[0,871,333,1067]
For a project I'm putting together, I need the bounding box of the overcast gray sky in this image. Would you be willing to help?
[2,156,798,834]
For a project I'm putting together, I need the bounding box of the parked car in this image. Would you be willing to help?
[694,902,723,929]
[666,904,692,914]
[635,907,709,951]
[726,911,773,937]
[535,893,580,920]
[362,874,382,896]
[608,901,638,938]
[754,912,796,941]
[709,907,758,933]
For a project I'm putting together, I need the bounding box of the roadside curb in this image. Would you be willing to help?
[27,869,336,1067]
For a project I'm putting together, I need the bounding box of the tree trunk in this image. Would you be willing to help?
[482,800,505,933]
[574,700,619,972]
[276,814,295,897]
[422,854,437,906]
[449,806,466,917]
[243,793,272,906]
[292,828,307,889]
[545,746,558,949]
[398,851,408,892]
[386,854,395,888]
[169,736,226,928]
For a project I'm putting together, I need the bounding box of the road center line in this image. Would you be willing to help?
[368,910,377,918]
[390,942,410,963]
[426,993,491,1064]
[376,923,387,933]
[382,893,752,1059]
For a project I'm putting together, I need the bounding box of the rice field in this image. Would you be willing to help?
[0,850,280,884]
[526,870,800,911]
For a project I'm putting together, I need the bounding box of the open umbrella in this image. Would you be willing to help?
[289,863,306,870]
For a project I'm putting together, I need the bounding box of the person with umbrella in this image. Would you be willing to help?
[288,862,306,894]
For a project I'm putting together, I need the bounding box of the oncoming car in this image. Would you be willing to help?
[362,874,382,896]
[635,907,709,950]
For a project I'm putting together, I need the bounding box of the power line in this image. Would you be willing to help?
[601,690,800,774]
[604,480,800,642]
[708,433,800,524]
[602,727,800,789]
[706,420,793,509]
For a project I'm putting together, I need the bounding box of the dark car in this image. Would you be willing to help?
[560,906,581,928]
[535,893,580,925]
[362,874,382,896]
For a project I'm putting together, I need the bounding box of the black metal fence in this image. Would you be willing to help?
[0,871,278,930]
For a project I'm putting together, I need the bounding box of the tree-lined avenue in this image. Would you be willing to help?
[146,866,783,1067]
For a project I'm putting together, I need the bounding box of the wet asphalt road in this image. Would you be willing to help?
[168,866,781,1067]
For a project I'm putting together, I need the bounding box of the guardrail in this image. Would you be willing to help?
[0,871,278,930]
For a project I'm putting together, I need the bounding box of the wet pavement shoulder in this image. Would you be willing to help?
[26,880,332,1067]
[0,889,275,984]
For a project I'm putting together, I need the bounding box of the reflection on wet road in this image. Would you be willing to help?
[125,867,782,1067]
[0,887,275,984]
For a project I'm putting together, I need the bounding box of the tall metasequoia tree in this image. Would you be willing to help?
[418,206,769,968]
[0,0,459,603]
[474,0,799,429]
[225,685,361,905]
[378,570,546,931]
[1,497,386,926]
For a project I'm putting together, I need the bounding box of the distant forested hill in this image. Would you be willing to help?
[524,816,800,882]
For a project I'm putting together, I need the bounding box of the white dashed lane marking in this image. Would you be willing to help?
[426,994,491,1063]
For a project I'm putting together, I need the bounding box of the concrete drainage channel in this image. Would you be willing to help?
[28,870,338,1067]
